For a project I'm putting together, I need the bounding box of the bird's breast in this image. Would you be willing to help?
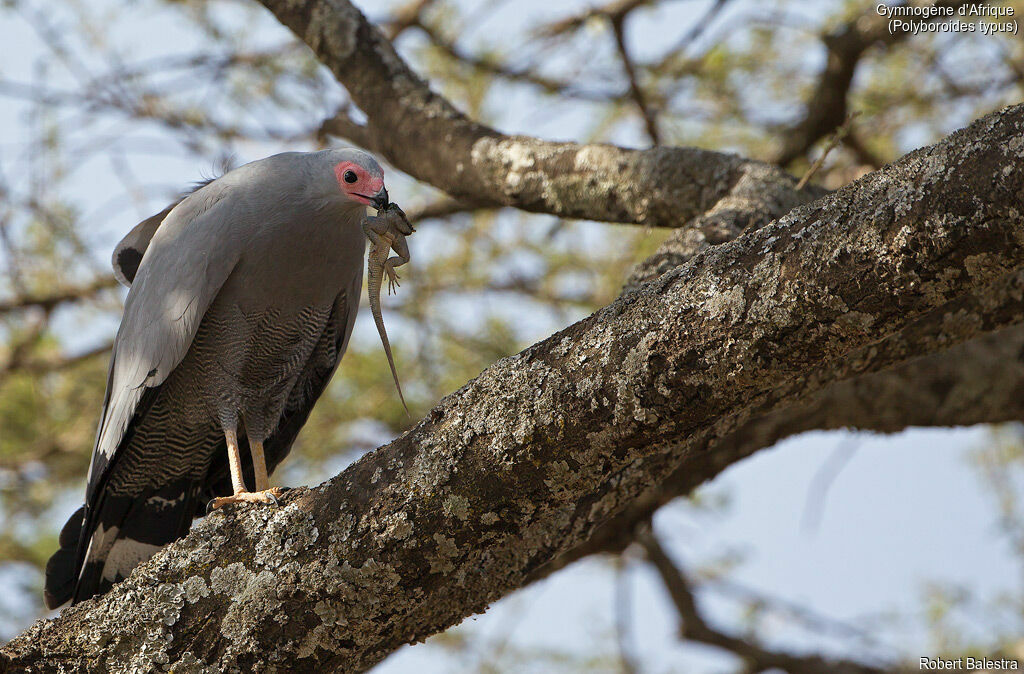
[224,209,366,312]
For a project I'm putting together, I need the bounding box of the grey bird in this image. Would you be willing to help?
[44,149,399,608]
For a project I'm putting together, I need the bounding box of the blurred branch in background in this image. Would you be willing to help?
[770,0,979,166]
[640,528,888,674]
[0,278,117,317]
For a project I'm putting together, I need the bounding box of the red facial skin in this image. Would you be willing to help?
[334,161,385,205]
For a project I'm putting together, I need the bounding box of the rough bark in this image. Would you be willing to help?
[3,101,1024,673]
[295,0,807,228]
[623,161,825,289]
[549,320,1024,573]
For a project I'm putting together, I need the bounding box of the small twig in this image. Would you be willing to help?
[317,104,375,149]
[401,197,480,223]
[706,576,890,651]
[613,555,640,674]
[383,0,437,40]
[0,341,111,382]
[414,21,600,100]
[796,111,859,190]
[669,0,731,54]
[843,129,884,169]
[801,434,861,534]
[610,13,661,146]
[638,528,891,674]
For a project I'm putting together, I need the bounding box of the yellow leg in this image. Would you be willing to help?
[209,432,283,509]
[226,427,247,495]
[250,439,270,491]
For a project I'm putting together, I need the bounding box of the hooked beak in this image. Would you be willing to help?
[370,187,389,210]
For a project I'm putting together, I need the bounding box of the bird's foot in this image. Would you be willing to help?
[209,487,284,510]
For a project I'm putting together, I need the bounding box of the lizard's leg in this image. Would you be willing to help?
[209,432,282,509]
[383,235,410,295]
[364,215,405,292]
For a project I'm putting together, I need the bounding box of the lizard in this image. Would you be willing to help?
[363,201,414,415]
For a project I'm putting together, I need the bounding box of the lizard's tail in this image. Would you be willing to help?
[368,258,410,417]
[374,306,409,416]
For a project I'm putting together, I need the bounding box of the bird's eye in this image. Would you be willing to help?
[343,170,358,184]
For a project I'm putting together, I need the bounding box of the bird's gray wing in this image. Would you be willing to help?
[111,179,215,287]
[111,205,173,288]
[87,182,244,502]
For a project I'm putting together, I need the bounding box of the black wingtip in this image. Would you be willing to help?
[43,544,78,609]
[43,505,86,609]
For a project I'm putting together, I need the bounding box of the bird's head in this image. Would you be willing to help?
[327,149,388,209]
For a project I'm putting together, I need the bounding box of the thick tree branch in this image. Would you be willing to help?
[546,320,1024,574]
[4,102,1024,673]
[288,0,804,228]
[624,159,825,289]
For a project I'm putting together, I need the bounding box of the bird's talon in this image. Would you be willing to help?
[209,496,234,510]
[208,487,285,509]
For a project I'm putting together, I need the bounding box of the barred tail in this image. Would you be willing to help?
[45,480,202,608]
